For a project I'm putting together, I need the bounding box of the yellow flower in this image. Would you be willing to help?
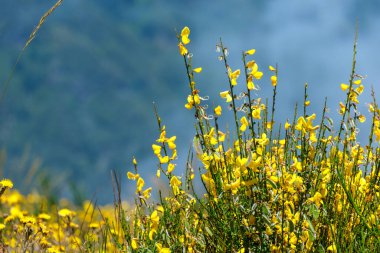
[143,187,152,199]
[131,238,138,249]
[327,244,337,253]
[89,223,100,229]
[245,49,256,55]
[156,243,171,253]
[247,79,255,90]
[193,67,202,73]
[308,192,323,207]
[220,90,232,103]
[167,163,176,173]
[270,75,277,87]
[127,172,139,180]
[228,68,241,86]
[240,116,249,132]
[269,65,276,71]
[152,144,162,155]
[340,83,349,91]
[170,176,182,187]
[178,43,188,55]
[181,26,190,45]
[250,62,263,79]
[58,208,75,218]
[214,105,222,116]
[159,155,170,164]
[150,210,159,223]
[136,177,145,192]
[170,176,182,195]
[0,179,13,189]
[167,136,177,149]
[285,121,291,130]
[38,213,51,220]
[252,107,261,120]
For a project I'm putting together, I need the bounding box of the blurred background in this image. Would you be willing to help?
[0,0,379,204]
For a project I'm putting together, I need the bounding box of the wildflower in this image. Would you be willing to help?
[181,26,190,45]
[89,223,100,229]
[247,75,255,90]
[0,179,13,189]
[308,192,323,207]
[167,163,176,173]
[131,238,138,249]
[178,43,188,55]
[38,213,51,220]
[340,83,349,91]
[167,136,177,149]
[240,116,249,132]
[245,49,256,55]
[143,187,152,199]
[214,105,222,116]
[58,208,75,218]
[271,75,277,87]
[285,120,291,130]
[152,144,162,155]
[250,62,263,79]
[170,176,182,195]
[220,90,232,103]
[127,172,140,180]
[156,243,171,253]
[228,68,241,86]
[193,67,202,73]
[136,177,145,192]
[159,155,170,164]
[327,244,337,253]
[269,65,276,71]
[252,107,261,119]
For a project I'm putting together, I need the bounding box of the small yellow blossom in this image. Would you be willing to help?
[340,83,349,91]
[245,49,256,55]
[127,172,140,180]
[178,43,188,55]
[220,90,232,103]
[136,177,145,192]
[58,208,75,218]
[181,26,190,45]
[271,75,277,87]
[214,105,222,116]
[0,179,13,189]
[193,67,202,73]
[228,68,241,86]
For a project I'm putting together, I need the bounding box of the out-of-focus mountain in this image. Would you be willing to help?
[0,0,191,201]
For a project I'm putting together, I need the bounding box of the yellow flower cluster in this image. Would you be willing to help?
[2,26,380,252]
[0,180,122,252]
